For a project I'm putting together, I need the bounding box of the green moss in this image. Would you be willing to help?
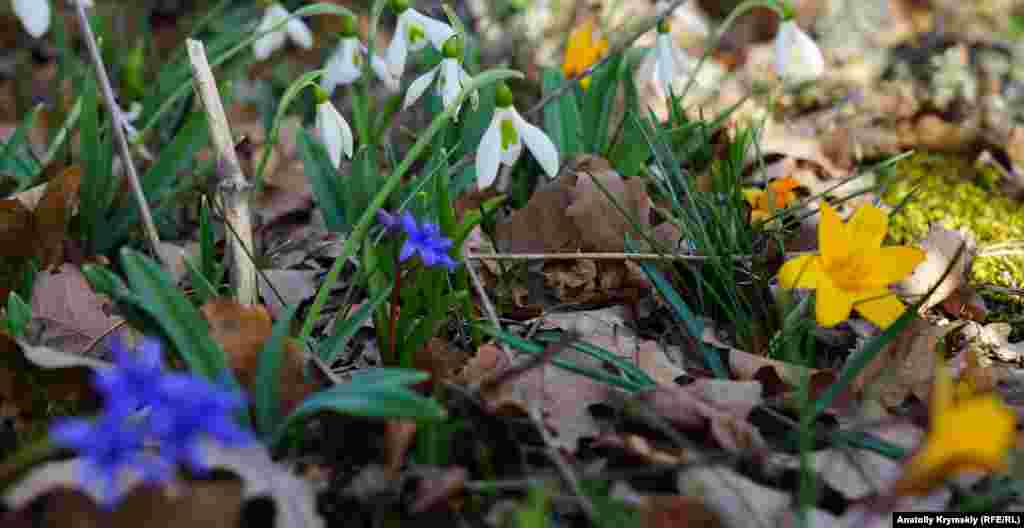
[882,152,1024,291]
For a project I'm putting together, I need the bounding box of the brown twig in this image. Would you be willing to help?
[72,0,163,262]
[186,39,257,305]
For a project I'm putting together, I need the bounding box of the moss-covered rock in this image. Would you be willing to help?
[882,152,1024,291]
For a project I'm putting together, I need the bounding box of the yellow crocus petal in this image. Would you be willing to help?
[815,275,854,327]
[852,289,906,329]
[778,255,824,289]
[847,202,889,251]
[817,202,848,262]
[580,76,592,90]
[894,395,1016,496]
[862,246,927,289]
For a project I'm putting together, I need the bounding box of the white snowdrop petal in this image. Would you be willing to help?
[317,102,353,168]
[774,20,824,82]
[656,33,677,97]
[385,17,410,78]
[14,0,51,38]
[475,117,503,189]
[402,66,439,109]
[253,5,288,60]
[285,11,314,49]
[513,110,559,179]
[370,52,400,92]
[440,59,462,114]
[405,9,455,51]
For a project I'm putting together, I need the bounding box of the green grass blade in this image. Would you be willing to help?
[253,304,300,439]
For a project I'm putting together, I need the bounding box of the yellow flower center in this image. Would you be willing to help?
[822,252,874,291]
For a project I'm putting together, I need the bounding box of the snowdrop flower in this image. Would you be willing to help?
[314,86,353,168]
[252,2,314,61]
[321,14,399,94]
[13,0,92,39]
[385,0,455,79]
[475,83,559,189]
[774,19,825,83]
[403,36,476,119]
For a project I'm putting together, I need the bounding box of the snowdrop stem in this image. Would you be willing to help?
[72,0,164,263]
[299,68,524,342]
[676,0,785,103]
[253,69,324,192]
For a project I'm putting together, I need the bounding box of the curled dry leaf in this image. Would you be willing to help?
[896,224,976,312]
[639,495,724,528]
[564,156,652,252]
[411,466,469,514]
[703,327,835,398]
[200,299,315,414]
[676,466,837,528]
[6,442,325,528]
[638,384,765,454]
[29,263,123,356]
[851,317,949,410]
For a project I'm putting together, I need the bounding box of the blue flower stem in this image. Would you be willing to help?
[389,251,403,366]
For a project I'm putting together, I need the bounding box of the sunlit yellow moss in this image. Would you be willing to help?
[882,153,1024,292]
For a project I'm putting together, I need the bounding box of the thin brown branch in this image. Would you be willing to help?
[72,0,163,261]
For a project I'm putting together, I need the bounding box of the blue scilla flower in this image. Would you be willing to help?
[376,209,459,270]
[147,372,254,474]
[48,336,253,508]
[49,413,172,509]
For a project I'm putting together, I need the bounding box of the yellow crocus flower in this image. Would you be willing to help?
[778,202,926,328]
[891,358,1016,496]
[562,19,608,90]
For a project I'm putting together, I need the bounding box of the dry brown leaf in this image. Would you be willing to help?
[34,166,81,269]
[639,384,765,454]
[896,225,976,312]
[29,263,122,356]
[851,318,949,410]
[758,121,844,179]
[0,200,38,259]
[495,182,578,253]
[200,299,314,414]
[676,466,838,528]
[640,495,724,528]
[257,269,318,319]
[382,420,417,480]
[565,156,652,252]
[5,443,324,528]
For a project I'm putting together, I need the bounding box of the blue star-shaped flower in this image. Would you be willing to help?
[147,373,254,474]
[49,414,171,508]
[398,212,458,270]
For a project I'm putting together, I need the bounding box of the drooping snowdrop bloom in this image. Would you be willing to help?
[13,0,93,39]
[321,14,399,94]
[773,19,825,83]
[313,86,353,168]
[475,83,559,190]
[402,36,476,119]
[252,2,314,61]
[385,0,455,79]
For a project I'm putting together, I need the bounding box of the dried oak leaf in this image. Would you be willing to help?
[896,224,976,313]
[564,156,652,252]
[495,181,578,253]
[851,318,950,410]
[200,299,315,415]
[29,263,122,356]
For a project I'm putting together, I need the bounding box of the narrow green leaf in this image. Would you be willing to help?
[6,292,31,339]
[636,259,728,378]
[119,248,232,385]
[272,368,445,446]
[253,69,323,191]
[542,68,582,157]
[298,128,346,231]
